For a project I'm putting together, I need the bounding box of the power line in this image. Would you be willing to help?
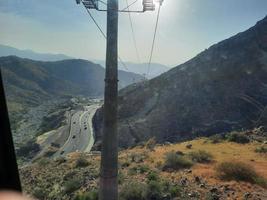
[84,8,129,71]
[85,9,106,38]
[125,0,141,63]
[98,0,107,6]
[122,0,139,11]
[146,5,161,78]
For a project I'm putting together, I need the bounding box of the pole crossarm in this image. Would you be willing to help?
[76,0,163,13]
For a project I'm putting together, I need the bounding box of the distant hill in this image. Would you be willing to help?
[94,16,267,148]
[0,56,143,116]
[0,44,170,78]
[0,44,72,61]
[94,60,170,79]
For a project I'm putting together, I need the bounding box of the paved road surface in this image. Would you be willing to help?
[55,104,99,157]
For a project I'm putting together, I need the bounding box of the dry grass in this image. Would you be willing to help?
[118,138,267,199]
[21,138,267,200]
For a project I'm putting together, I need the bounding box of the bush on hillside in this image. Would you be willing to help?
[119,181,147,200]
[37,157,50,166]
[215,161,267,187]
[162,151,193,171]
[188,150,213,163]
[16,139,40,158]
[63,178,81,194]
[32,187,46,200]
[146,170,160,182]
[75,155,89,168]
[255,146,267,153]
[119,179,182,200]
[74,190,98,200]
[226,132,250,144]
[128,164,150,175]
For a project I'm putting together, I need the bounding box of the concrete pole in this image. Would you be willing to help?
[99,0,119,199]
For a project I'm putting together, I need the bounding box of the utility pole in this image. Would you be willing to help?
[75,1,163,199]
[99,0,119,199]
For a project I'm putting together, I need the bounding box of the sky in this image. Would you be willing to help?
[0,0,267,67]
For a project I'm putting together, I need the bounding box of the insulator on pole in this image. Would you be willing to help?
[81,0,99,10]
[143,0,155,12]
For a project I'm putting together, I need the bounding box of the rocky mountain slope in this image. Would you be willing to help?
[94,16,267,148]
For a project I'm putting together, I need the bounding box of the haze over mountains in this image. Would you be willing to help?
[0,44,170,78]
[94,60,170,79]
[94,16,267,148]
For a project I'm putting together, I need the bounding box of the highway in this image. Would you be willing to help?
[54,104,99,157]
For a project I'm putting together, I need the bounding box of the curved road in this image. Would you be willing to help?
[55,104,99,157]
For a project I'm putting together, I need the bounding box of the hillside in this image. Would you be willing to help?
[94,16,267,148]
[19,129,267,200]
[0,56,142,111]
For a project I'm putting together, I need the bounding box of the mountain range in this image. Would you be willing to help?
[94,16,267,148]
[0,44,170,78]
[0,44,72,61]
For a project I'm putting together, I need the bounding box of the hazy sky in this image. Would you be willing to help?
[0,0,267,67]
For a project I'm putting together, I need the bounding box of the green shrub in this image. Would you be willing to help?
[37,158,50,166]
[163,151,193,171]
[118,172,125,185]
[63,178,81,194]
[32,187,46,200]
[146,171,159,182]
[215,161,267,187]
[75,155,89,168]
[120,181,147,200]
[16,139,40,158]
[226,132,250,144]
[74,190,98,200]
[255,146,267,153]
[146,180,164,200]
[128,164,150,175]
[188,150,213,163]
[120,179,183,200]
[146,180,182,199]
